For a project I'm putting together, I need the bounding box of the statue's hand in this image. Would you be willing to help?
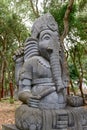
[27,94,41,102]
[30,95,41,100]
[27,94,41,108]
[63,79,69,88]
[56,84,64,93]
[13,47,24,63]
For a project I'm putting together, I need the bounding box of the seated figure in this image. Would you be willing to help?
[15,13,69,109]
[3,13,87,130]
[14,13,69,130]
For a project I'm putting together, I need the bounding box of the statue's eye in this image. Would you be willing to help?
[42,34,50,40]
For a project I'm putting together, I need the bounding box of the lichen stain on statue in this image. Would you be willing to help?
[3,13,87,130]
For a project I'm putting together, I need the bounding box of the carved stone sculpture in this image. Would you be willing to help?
[14,13,69,110]
[2,13,87,130]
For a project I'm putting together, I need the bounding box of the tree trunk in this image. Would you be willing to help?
[70,79,76,95]
[0,82,2,101]
[0,60,6,98]
[9,80,14,99]
[60,0,74,43]
[29,0,40,18]
[59,0,74,95]
[78,50,84,102]
[78,77,85,103]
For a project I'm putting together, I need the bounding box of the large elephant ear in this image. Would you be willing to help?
[24,37,39,61]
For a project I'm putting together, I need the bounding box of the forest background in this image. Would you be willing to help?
[0,0,87,102]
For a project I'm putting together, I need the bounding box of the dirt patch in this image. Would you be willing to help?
[0,99,21,130]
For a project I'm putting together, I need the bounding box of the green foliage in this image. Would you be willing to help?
[7,13,29,43]
[9,97,14,104]
[68,38,87,83]
[0,0,29,95]
[47,0,87,84]
[42,0,76,34]
[75,15,87,40]
[12,0,38,21]
[68,64,79,80]
[50,3,66,34]
[78,0,87,11]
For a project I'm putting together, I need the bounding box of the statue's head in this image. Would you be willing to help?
[24,37,39,61]
[31,13,58,38]
[31,13,60,60]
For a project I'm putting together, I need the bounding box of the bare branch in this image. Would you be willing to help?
[29,0,39,18]
[60,0,74,43]
[43,0,49,11]
[36,0,39,17]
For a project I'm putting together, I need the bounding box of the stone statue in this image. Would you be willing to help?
[2,13,87,130]
[16,13,69,110]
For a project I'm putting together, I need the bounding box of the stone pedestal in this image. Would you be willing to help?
[2,124,19,130]
[2,105,87,130]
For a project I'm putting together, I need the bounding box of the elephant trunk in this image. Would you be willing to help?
[49,39,64,92]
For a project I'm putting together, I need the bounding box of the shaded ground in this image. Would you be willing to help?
[0,99,21,130]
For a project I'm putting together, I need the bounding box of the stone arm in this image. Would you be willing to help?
[18,63,41,105]
[18,65,33,104]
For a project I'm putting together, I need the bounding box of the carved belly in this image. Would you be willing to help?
[31,78,55,96]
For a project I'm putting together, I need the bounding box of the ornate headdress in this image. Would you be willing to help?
[31,13,58,38]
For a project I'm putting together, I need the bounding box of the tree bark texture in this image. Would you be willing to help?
[60,0,74,43]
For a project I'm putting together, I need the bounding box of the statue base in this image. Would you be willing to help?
[2,124,19,130]
[2,105,87,130]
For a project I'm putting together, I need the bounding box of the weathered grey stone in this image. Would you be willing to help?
[2,124,19,130]
[14,13,69,110]
[3,13,87,130]
[14,105,87,130]
[15,104,42,130]
[67,95,84,107]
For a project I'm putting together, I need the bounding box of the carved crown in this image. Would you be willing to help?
[31,13,58,38]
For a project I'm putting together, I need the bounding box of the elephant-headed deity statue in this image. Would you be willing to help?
[14,13,70,130]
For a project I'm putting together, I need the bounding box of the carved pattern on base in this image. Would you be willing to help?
[15,105,87,130]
